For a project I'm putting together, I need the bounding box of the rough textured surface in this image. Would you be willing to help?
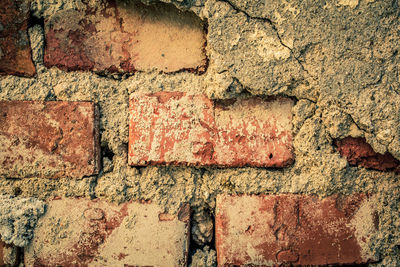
[0,196,46,247]
[44,0,207,74]
[0,0,35,77]
[0,240,19,266]
[0,0,398,265]
[190,246,217,267]
[192,207,213,246]
[204,1,305,99]
[129,92,293,167]
[0,101,100,179]
[336,137,400,173]
[25,198,190,266]
[216,194,378,266]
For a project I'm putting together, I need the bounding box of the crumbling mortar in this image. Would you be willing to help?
[217,0,315,80]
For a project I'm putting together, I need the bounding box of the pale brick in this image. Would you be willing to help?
[24,198,190,266]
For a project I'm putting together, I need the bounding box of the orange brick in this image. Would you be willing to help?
[129,92,294,167]
[216,194,378,266]
[0,101,100,178]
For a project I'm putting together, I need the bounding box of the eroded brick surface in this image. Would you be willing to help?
[129,92,293,167]
[0,0,36,77]
[335,137,400,173]
[0,101,100,178]
[213,97,293,167]
[216,194,378,266]
[44,0,207,73]
[25,198,190,266]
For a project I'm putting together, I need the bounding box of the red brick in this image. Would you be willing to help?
[216,194,378,266]
[0,240,3,267]
[0,101,100,178]
[0,0,36,77]
[335,137,400,173]
[25,198,190,266]
[129,92,294,167]
[44,0,206,74]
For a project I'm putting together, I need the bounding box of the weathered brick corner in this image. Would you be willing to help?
[335,137,400,173]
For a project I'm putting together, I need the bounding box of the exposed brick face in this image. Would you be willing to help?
[44,0,207,74]
[129,92,294,167]
[0,101,100,178]
[0,240,4,267]
[335,137,400,173]
[215,194,378,266]
[25,198,190,266]
[0,0,36,77]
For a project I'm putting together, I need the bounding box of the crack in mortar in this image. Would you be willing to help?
[217,0,315,80]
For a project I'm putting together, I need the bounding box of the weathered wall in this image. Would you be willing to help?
[0,0,399,266]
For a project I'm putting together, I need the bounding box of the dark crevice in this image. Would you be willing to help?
[44,89,57,101]
[187,168,216,265]
[28,14,44,29]
[198,167,207,177]
[88,175,99,200]
[27,11,45,75]
[102,143,115,161]
[95,70,134,80]
[187,206,216,266]
[136,166,146,175]
[360,70,384,91]
[13,187,22,196]
[389,85,400,97]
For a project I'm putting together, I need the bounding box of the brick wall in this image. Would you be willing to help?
[1,0,400,266]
